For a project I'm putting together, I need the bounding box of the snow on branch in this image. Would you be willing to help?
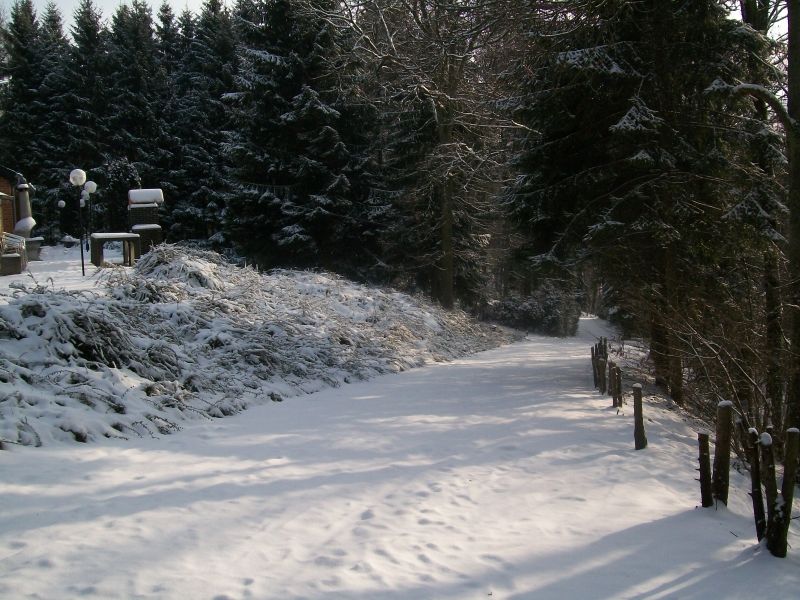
[610,97,663,134]
[706,79,797,135]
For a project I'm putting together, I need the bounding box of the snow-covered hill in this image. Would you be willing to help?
[0,244,516,447]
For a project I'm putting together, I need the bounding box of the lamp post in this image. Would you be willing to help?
[59,169,97,276]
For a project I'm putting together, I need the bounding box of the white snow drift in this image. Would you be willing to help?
[0,244,515,447]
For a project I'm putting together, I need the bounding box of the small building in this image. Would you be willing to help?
[1,180,26,275]
[1,176,15,234]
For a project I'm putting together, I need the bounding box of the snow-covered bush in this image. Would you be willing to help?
[0,245,517,447]
[486,282,580,336]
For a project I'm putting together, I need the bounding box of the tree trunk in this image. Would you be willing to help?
[764,248,785,434]
[786,0,800,431]
[746,428,767,540]
[650,313,670,390]
[712,401,733,505]
[438,177,455,309]
[767,428,799,557]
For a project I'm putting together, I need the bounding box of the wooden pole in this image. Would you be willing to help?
[767,428,800,557]
[698,432,713,507]
[615,368,623,407]
[746,428,767,540]
[591,346,598,388]
[598,357,607,395]
[761,431,778,542]
[608,360,615,399]
[712,401,733,505]
[633,384,647,449]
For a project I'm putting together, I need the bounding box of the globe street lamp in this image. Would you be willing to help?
[59,169,97,276]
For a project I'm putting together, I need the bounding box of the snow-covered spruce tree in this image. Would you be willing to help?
[27,2,74,240]
[54,0,114,237]
[104,0,172,193]
[161,0,236,241]
[0,0,41,177]
[150,2,184,205]
[506,1,782,397]
[155,1,182,78]
[224,0,379,275]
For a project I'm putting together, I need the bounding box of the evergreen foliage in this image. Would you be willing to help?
[163,0,235,240]
[224,0,380,276]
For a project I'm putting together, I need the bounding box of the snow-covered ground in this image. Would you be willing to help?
[0,244,514,446]
[1,246,799,599]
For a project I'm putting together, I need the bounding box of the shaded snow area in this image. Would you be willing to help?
[0,244,515,447]
[2,317,798,599]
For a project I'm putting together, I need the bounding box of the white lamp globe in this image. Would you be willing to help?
[69,169,87,187]
[84,180,97,194]
[79,197,86,208]
[57,200,66,209]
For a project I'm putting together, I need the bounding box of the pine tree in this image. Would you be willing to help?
[0,0,41,176]
[507,0,781,385]
[28,2,72,239]
[155,1,181,77]
[162,0,236,240]
[225,0,378,274]
[103,0,166,190]
[303,0,514,306]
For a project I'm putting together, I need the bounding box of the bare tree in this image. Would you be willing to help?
[301,0,521,307]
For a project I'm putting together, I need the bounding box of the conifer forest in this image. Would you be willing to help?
[2,0,800,449]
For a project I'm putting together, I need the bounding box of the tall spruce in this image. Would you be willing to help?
[163,0,236,240]
[29,2,72,239]
[225,0,375,274]
[104,0,165,192]
[0,0,41,177]
[507,1,780,391]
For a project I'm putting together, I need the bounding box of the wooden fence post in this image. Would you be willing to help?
[712,401,733,505]
[598,357,607,395]
[607,360,615,399]
[761,432,778,542]
[591,346,598,388]
[766,428,800,557]
[698,431,713,507]
[633,383,647,449]
[746,427,767,540]
[615,368,623,407]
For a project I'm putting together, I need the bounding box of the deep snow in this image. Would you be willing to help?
[0,244,514,446]
[1,246,799,599]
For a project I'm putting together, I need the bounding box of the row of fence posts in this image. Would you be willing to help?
[590,337,647,450]
[592,338,800,558]
[696,401,800,557]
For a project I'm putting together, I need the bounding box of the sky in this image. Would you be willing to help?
[3,0,205,27]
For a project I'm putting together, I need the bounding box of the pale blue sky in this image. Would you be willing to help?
[2,0,205,29]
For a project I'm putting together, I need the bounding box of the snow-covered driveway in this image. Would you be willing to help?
[2,318,798,599]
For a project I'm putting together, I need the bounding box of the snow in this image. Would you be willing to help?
[0,244,514,446]
[610,97,663,134]
[128,189,164,204]
[90,232,140,240]
[1,248,799,598]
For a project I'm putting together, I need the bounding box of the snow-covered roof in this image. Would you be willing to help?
[128,189,164,205]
